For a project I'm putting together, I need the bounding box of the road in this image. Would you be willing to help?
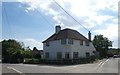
[1,58,120,75]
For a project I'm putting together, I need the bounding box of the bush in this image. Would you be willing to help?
[23,56,97,65]
[23,58,39,64]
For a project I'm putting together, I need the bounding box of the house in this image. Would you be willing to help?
[42,26,96,60]
[32,47,43,58]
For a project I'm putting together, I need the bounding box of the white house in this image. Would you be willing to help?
[42,26,96,60]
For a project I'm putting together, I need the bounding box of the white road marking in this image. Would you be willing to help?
[7,67,25,75]
[22,64,38,67]
[100,59,109,68]
[23,64,78,68]
[98,62,103,66]
[96,59,109,72]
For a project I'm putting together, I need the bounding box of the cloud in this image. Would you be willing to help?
[19,38,43,50]
[18,0,119,48]
[25,9,29,13]
[18,0,118,28]
[94,25,118,48]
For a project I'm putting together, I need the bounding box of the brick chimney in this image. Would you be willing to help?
[55,25,61,33]
[88,31,91,41]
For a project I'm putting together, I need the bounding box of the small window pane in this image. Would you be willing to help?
[46,42,49,46]
[86,41,89,46]
[57,52,62,59]
[68,39,73,44]
[80,40,83,45]
[86,52,90,57]
[65,52,70,59]
[73,52,79,59]
[61,39,66,44]
[46,52,49,59]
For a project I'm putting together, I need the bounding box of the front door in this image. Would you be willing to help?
[65,52,70,59]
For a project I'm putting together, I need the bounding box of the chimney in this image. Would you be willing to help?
[55,25,61,33]
[88,31,91,41]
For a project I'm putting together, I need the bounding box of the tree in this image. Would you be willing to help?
[2,39,24,63]
[92,35,112,58]
[23,46,35,59]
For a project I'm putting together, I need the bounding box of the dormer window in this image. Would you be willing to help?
[68,39,73,44]
[46,42,49,46]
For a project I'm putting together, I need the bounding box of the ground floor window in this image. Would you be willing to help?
[86,52,90,57]
[46,52,49,59]
[57,52,62,59]
[65,52,70,59]
[73,52,79,59]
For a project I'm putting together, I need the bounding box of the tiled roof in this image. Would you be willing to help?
[42,28,89,43]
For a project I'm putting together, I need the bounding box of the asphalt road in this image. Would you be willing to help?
[1,58,120,75]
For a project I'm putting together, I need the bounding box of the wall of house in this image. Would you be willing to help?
[43,39,96,60]
[71,39,96,58]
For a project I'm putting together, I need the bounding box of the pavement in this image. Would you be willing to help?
[1,58,120,75]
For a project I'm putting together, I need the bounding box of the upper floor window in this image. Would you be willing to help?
[80,40,83,45]
[46,42,49,46]
[61,39,66,45]
[68,39,73,44]
[86,41,89,46]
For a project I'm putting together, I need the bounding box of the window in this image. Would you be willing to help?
[73,52,79,59]
[65,52,70,59]
[46,52,49,59]
[68,39,73,44]
[86,41,89,46]
[46,42,49,46]
[86,52,90,57]
[80,40,83,45]
[61,39,66,45]
[57,52,62,59]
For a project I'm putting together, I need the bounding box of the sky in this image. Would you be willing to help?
[1,0,119,50]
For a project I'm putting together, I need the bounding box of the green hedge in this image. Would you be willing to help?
[23,58,39,64]
[23,56,96,65]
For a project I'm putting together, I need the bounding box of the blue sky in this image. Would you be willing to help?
[2,0,119,49]
[2,2,55,49]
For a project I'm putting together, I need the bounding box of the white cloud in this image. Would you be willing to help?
[25,9,29,13]
[19,38,43,50]
[18,0,118,28]
[18,0,119,48]
[94,25,118,48]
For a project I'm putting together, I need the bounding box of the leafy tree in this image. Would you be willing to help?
[24,48,33,58]
[2,39,24,63]
[92,35,112,58]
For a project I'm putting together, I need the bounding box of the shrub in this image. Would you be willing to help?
[23,58,39,64]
